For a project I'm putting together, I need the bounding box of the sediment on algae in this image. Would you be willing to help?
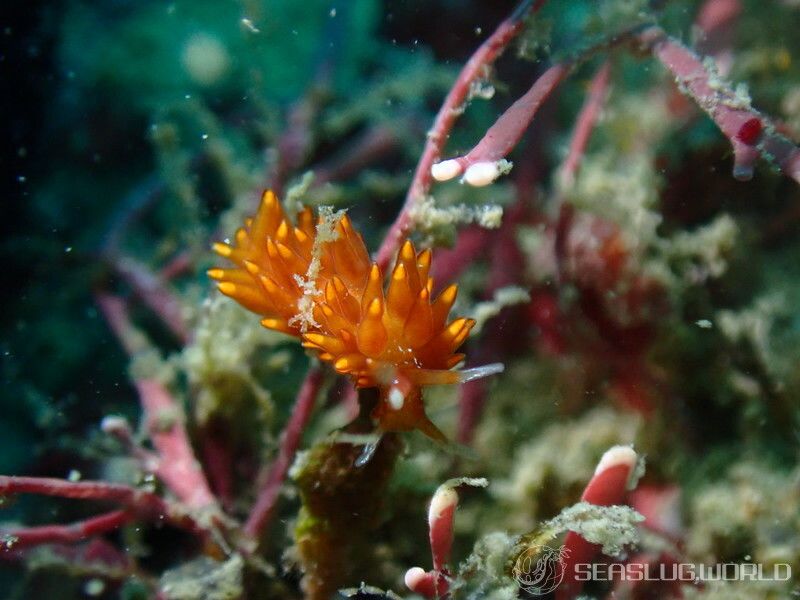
[291,390,404,599]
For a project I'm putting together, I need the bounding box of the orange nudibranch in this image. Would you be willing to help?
[209,190,502,442]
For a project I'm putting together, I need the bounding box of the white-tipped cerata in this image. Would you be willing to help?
[428,485,459,527]
[595,445,637,475]
[404,566,429,591]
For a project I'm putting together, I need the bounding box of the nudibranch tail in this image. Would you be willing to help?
[211,191,504,442]
[406,363,505,386]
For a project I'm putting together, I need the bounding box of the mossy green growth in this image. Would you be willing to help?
[159,555,244,600]
[686,460,800,580]
[450,531,520,600]
[291,390,403,600]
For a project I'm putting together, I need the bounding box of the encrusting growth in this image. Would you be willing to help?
[210,190,502,441]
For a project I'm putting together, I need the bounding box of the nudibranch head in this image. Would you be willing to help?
[210,190,502,441]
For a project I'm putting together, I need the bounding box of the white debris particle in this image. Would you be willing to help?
[288,206,345,332]
[470,286,531,335]
[241,18,260,33]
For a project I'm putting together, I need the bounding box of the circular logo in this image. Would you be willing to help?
[512,544,570,596]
